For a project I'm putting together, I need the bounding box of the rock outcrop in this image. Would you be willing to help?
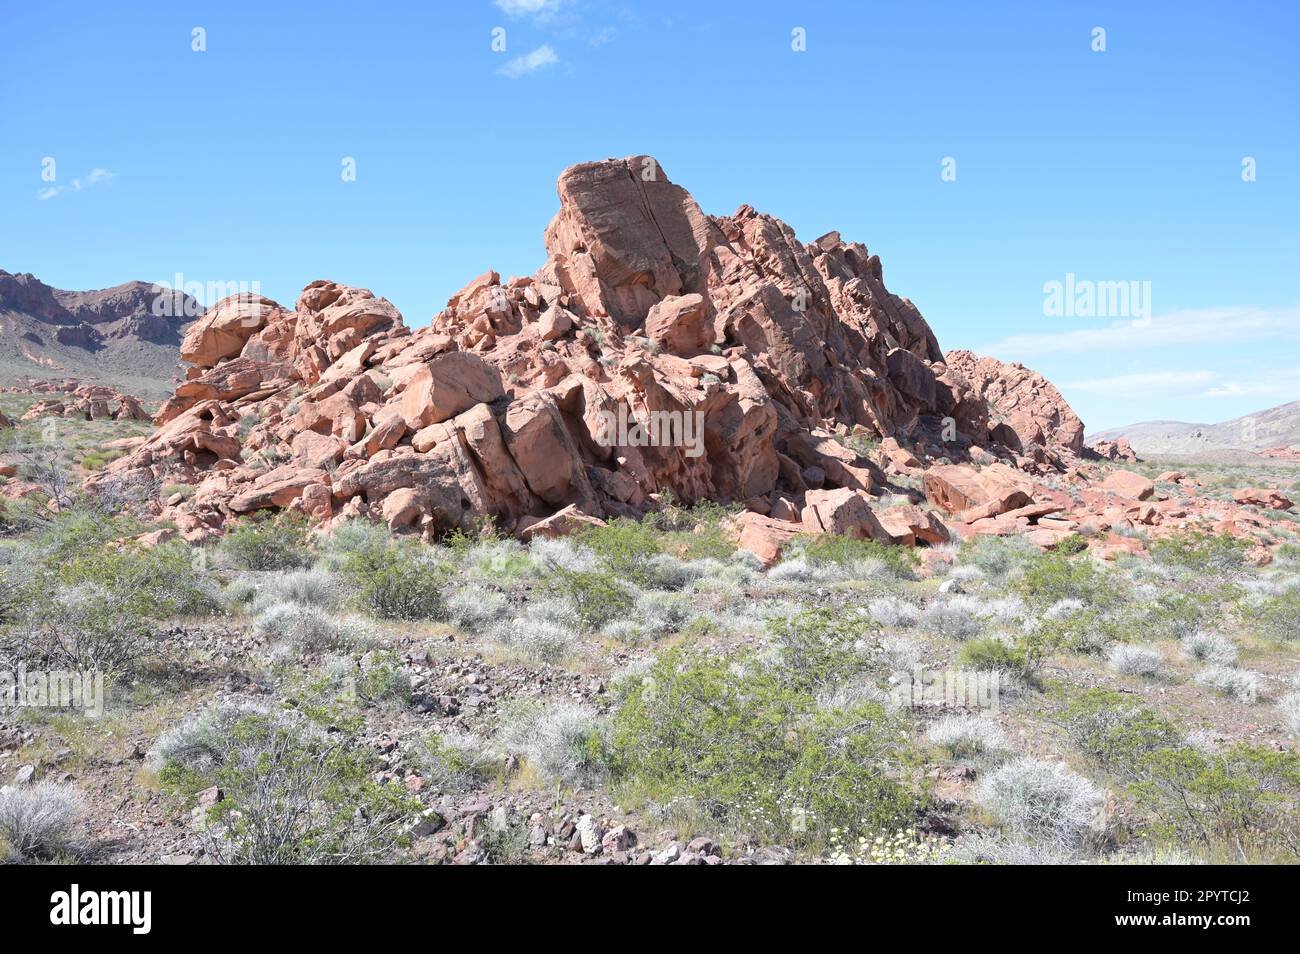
[88,157,1094,543]
[943,350,1085,458]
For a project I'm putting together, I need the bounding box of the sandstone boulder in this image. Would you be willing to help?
[1099,469,1155,501]
[398,352,504,430]
[1233,487,1294,510]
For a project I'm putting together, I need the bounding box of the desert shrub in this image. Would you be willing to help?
[765,556,823,584]
[1279,692,1300,736]
[1180,631,1239,666]
[868,596,920,629]
[571,518,663,584]
[222,577,259,612]
[444,585,511,634]
[3,582,159,674]
[643,498,743,561]
[251,569,339,612]
[317,519,393,574]
[253,602,343,651]
[976,758,1103,846]
[221,513,314,571]
[919,596,984,640]
[415,731,501,793]
[496,700,609,788]
[797,535,917,579]
[1150,532,1248,573]
[58,540,218,619]
[765,607,877,693]
[489,598,581,664]
[628,590,692,639]
[1016,550,1117,608]
[33,506,147,563]
[0,781,85,861]
[1106,644,1161,677]
[1194,665,1259,703]
[926,715,1008,758]
[1239,588,1300,641]
[642,553,704,590]
[193,712,418,864]
[956,637,1028,676]
[1135,591,1215,642]
[960,535,1040,580]
[150,704,275,781]
[1058,690,1181,782]
[528,536,599,574]
[295,651,410,711]
[546,565,634,631]
[610,645,923,846]
[348,549,445,622]
[1129,743,1300,859]
[878,635,922,671]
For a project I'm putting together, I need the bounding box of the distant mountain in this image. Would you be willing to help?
[1088,400,1300,458]
[0,269,201,398]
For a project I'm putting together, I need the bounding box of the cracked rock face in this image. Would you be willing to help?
[84,156,1084,542]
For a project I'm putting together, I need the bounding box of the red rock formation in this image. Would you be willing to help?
[1089,437,1139,462]
[943,350,1085,457]
[85,157,1096,544]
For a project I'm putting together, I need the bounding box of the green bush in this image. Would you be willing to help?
[610,646,924,846]
[177,711,418,864]
[1058,689,1181,782]
[35,507,146,563]
[957,637,1028,676]
[1015,550,1118,607]
[547,565,634,631]
[58,540,217,620]
[798,534,918,578]
[4,540,216,673]
[1130,744,1300,859]
[571,519,662,584]
[318,519,393,574]
[1150,532,1248,573]
[1238,588,1300,641]
[765,608,876,693]
[1059,689,1300,859]
[221,513,314,571]
[960,535,1039,580]
[349,549,445,621]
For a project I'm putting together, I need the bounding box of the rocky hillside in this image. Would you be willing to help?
[0,269,198,398]
[1089,401,1300,459]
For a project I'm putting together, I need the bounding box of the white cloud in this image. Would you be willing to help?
[497,44,559,78]
[1061,366,1300,404]
[37,167,116,200]
[495,0,564,19]
[1201,368,1300,400]
[980,306,1300,359]
[1064,370,1218,396]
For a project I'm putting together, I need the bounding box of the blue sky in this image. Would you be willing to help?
[2,0,1296,431]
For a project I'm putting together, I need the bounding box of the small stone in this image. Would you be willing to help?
[576,813,602,854]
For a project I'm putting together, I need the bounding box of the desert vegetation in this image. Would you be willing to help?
[2,456,1298,866]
